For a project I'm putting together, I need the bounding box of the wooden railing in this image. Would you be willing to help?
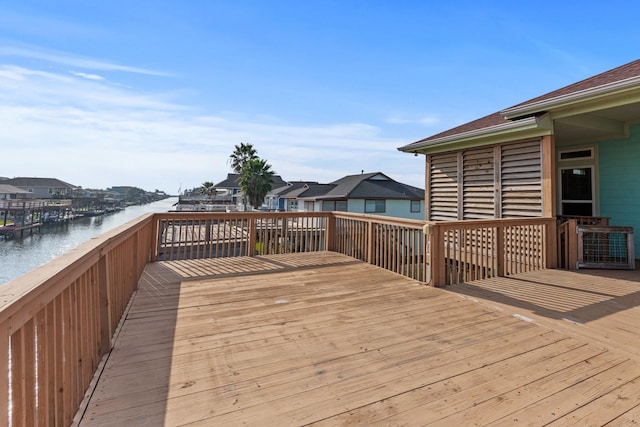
[428,217,557,286]
[151,212,331,261]
[0,214,154,426]
[0,211,560,425]
[331,212,429,282]
[0,199,73,210]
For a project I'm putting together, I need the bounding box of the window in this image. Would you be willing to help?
[365,199,385,213]
[560,167,594,216]
[559,148,593,161]
[410,200,421,213]
[322,200,347,211]
[321,201,335,211]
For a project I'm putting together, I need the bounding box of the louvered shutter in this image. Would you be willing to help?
[429,152,458,221]
[501,140,542,217]
[462,147,495,219]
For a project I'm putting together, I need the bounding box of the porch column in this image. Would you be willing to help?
[424,154,430,221]
[541,135,556,217]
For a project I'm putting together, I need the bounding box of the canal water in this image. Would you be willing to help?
[0,197,178,285]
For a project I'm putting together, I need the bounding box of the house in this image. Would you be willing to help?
[0,184,32,200]
[215,173,287,209]
[3,177,78,199]
[399,59,640,260]
[264,181,319,211]
[293,172,424,220]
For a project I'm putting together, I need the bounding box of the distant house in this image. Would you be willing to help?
[265,181,323,211]
[215,173,287,209]
[4,177,78,199]
[0,184,32,200]
[286,172,424,220]
[398,58,640,257]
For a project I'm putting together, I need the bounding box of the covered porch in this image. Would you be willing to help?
[75,252,640,426]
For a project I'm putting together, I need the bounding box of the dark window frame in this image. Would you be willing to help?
[365,199,386,213]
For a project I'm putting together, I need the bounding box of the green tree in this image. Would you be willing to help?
[238,158,274,209]
[199,181,215,199]
[228,142,258,174]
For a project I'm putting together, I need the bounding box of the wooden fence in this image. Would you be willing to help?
[331,212,429,282]
[0,214,154,426]
[0,211,558,425]
[151,212,332,261]
[428,217,557,286]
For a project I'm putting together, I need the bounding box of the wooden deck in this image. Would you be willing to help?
[76,252,640,426]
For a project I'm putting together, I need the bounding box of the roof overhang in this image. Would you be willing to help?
[502,75,640,120]
[398,114,552,155]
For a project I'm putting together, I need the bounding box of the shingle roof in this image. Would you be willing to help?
[0,184,31,195]
[296,184,336,198]
[509,59,640,111]
[5,177,77,188]
[273,181,320,198]
[311,172,423,200]
[405,59,640,147]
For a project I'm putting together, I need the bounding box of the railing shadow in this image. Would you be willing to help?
[446,268,640,324]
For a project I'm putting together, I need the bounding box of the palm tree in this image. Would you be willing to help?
[199,181,215,199]
[238,158,274,209]
[228,143,258,174]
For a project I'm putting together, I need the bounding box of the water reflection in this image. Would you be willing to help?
[0,198,177,285]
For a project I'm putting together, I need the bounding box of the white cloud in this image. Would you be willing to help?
[0,64,424,192]
[0,45,169,76]
[72,71,104,81]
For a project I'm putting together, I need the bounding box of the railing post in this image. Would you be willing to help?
[0,324,7,427]
[628,230,636,270]
[545,218,558,269]
[325,213,335,251]
[150,214,159,262]
[427,223,446,286]
[366,220,374,264]
[496,224,505,277]
[98,254,112,354]
[248,216,257,257]
[567,219,578,270]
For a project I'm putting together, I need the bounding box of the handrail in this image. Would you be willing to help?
[151,211,332,261]
[331,212,431,282]
[0,213,154,426]
[427,217,557,286]
[0,211,559,424]
[0,199,73,210]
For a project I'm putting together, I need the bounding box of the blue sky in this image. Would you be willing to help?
[1,1,638,193]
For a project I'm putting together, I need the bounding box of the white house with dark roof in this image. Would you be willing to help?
[215,173,288,210]
[290,172,424,220]
[264,181,320,211]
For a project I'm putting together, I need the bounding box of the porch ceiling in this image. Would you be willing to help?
[553,99,640,144]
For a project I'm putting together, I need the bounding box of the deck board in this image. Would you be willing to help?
[77,252,640,426]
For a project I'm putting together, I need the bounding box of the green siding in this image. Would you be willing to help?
[598,124,640,255]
